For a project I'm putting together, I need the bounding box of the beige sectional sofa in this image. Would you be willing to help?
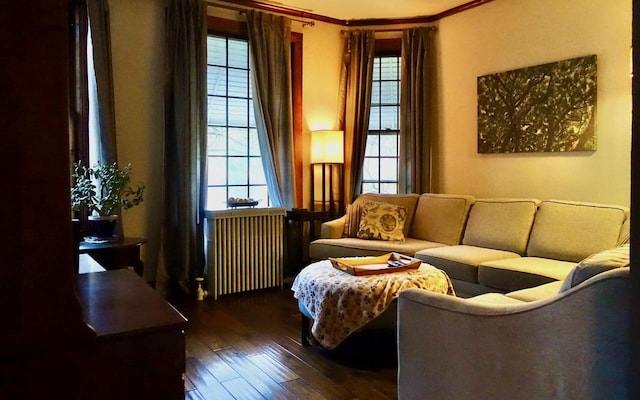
[309,192,629,297]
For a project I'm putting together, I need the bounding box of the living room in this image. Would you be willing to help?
[2,0,638,399]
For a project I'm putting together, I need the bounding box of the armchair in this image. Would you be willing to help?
[397,267,630,399]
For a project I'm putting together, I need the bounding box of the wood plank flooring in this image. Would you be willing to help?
[173,286,398,400]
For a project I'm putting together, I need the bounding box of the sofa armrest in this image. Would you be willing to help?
[397,268,630,400]
[320,215,346,239]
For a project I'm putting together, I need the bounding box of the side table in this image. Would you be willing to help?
[285,209,329,279]
[79,237,147,277]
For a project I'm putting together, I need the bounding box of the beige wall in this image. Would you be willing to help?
[435,0,631,206]
[110,0,165,281]
[108,0,632,281]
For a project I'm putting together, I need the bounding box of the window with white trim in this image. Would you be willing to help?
[206,34,268,210]
[363,55,401,194]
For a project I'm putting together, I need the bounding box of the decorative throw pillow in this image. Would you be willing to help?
[356,201,406,241]
[559,244,630,292]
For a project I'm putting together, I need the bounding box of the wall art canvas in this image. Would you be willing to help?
[477,55,597,153]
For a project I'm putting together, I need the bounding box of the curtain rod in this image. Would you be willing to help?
[206,1,315,27]
[341,26,437,35]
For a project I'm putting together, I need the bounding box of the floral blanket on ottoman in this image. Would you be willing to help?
[292,259,455,349]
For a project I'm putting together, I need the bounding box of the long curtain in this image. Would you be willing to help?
[400,27,436,194]
[87,0,117,165]
[338,30,375,204]
[246,10,295,209]
[157,0,207,297]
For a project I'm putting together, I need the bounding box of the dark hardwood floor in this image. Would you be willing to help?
[173,286,398,400]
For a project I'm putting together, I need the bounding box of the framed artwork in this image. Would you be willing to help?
[477,55,597,153]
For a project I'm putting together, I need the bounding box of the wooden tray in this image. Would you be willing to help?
[329,252,422,276]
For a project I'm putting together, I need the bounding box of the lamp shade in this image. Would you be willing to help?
[311,130,344,164]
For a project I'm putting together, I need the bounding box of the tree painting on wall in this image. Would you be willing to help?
[477,55,597,153]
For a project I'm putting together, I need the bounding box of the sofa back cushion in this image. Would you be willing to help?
[462,198,540,255]
[527,200,629,262]
[559,244,630,292]
[411,193,475,245]
[343,193,419,238]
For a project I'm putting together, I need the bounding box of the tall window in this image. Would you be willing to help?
[362,55,401,194]
[206,34,268,210]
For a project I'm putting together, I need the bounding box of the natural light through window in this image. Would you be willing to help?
[363,55,401,194]
[206,35,267,210]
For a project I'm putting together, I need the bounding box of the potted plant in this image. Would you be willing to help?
[71,161,145,240]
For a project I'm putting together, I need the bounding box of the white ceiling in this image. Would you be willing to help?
[265,0,472,20]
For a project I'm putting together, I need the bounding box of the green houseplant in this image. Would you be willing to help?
[71,161,145,239]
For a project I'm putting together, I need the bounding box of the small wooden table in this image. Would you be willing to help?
[79,237,147,277]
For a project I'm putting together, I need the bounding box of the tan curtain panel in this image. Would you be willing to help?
[157,0,207,297]
[246,10,296,209]
[400,27,436,194]
[338,30,375,205]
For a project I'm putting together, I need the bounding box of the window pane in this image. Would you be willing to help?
[207,66,226,96]
[380,158,398,181]
[208,126,226,156]
[362,182,379,194]
[249,157,266,185]
[368,107,380,130]
[380,57,399,80]
[380,134,398,157]
[207,186,227,210]
[365,134,379,157]
[207,36,226,66]
[371,81,380,105]
[228,186,248,200]
[228,68,248,98]
[228,157,248,185]
[362,158,379,181]
[249,100,256,128]
[228,39,248,68]
[250,186,268,205]
[208,96,226,125]
[249,128,260,156]
[207,156,227,185]
[380,106,399,130]
[380,81,398,104]
[228,128,248,156]
[380,183,397,194]
[228,98,248,126]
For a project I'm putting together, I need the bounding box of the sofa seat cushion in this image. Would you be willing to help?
[462,198,539,255]
[410,193,475,245]
[526,200,628,262]
[478,257,576,292]
[309,237,446,260]
[505,281,564,302]
[466,293,526,305]
[414,245,521,283]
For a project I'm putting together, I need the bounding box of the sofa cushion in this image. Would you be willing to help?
[356,201,406,241]
[309,237,446,260]
[344,193,420,238]
[411,193,475,245]
[415,245,520,283]
[462,198,539,255]
[505,281,564,302]
[478,257,576,292]
[559,244,630,292]
[526,200,628,262]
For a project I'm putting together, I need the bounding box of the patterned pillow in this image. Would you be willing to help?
[559,244,630,292]
[356,201,406,241]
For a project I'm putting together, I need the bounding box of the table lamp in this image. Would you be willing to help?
[310,130,344,217]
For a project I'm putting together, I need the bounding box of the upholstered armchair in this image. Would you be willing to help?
[397,267,630,400]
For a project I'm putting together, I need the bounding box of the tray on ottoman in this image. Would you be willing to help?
[329,252,422,276]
